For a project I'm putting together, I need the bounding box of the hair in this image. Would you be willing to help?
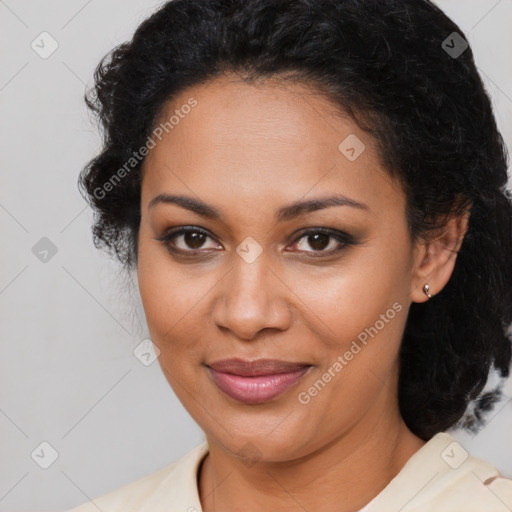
[79,0,512,440]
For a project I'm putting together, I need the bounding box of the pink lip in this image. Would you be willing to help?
[206,358,312,404]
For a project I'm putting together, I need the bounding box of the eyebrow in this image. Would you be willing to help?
[148,193,369,221]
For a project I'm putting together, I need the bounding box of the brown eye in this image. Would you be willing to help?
[291,228,355,256]
[303,233,331,251]
[155,227,222,254]
[182,231,207,249]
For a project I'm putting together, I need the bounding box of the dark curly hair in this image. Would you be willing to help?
[79,0,512,440]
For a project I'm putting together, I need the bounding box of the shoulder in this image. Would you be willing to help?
[424,445,512,512]
[66,441,209,512]
[363,432,512,512]
[423,443,512,512]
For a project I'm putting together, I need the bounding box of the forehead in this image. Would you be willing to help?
[140,75,403,219]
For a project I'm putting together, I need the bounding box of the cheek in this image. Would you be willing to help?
[137,256,207,396]
[284,243,410,351]
[137,225,193,343]
[293,265,408,428]
[138,269,206,350]
[136,226,222,361]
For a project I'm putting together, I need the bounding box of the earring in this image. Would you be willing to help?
[423,284,432,298]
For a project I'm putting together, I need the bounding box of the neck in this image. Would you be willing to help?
[198,396,425,512]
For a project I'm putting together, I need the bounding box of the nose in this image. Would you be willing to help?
[212,255,292,341]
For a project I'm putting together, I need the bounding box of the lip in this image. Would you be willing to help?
[206,358,312,404]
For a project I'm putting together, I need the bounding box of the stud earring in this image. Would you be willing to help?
[423,284,432,298]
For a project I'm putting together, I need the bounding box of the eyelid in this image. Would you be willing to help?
[290,226,354,242]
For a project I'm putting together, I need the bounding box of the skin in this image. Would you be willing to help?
[136,74,469,512]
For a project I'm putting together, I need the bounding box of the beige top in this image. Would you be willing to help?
[67,432,512,512]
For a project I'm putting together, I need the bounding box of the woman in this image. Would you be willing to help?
[68,0,512,510]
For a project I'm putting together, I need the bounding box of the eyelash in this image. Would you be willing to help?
[154,226,357,259]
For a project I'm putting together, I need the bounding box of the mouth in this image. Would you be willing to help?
[205,358,312,404]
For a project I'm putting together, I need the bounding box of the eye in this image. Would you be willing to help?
[288,228,355,256]
[155,226,222,254]
[155,226,357,258]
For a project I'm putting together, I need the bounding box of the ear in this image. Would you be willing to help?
[410,207,471,303]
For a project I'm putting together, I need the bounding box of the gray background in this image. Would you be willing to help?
[0,1,511,511]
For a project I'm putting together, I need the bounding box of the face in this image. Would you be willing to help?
[137,75,419,462]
